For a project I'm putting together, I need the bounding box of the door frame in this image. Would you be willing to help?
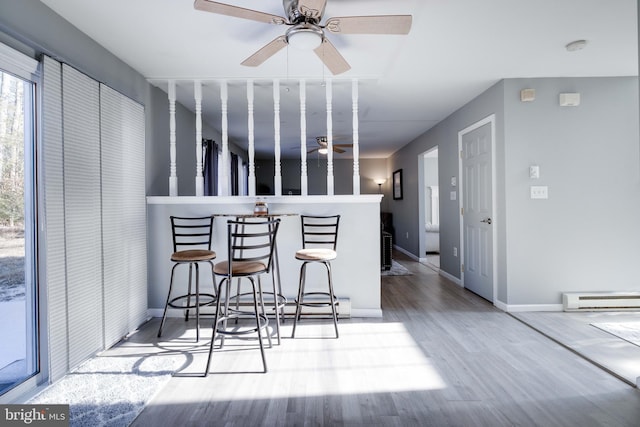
[417,146,438,264]
[458,114,497,302]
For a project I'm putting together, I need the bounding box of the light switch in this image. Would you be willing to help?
[530,186,548,199]
[450,191,457,201]
[529,165,540,179]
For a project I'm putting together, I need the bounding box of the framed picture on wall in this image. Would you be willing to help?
[393,169,403,200]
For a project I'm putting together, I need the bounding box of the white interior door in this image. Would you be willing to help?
[460,117,494,301]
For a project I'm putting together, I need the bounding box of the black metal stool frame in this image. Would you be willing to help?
[158,215,216,342]
[291,214,341,338]
[231,216,287,345]
[205,218,280,375]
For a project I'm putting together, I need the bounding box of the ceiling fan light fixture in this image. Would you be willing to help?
[286,23,324,49]
[318,147,329,155]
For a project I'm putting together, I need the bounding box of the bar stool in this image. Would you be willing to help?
[205,218,280,375]
[291,215,340,338]
[157,215,216,342]
[231,216,287,345]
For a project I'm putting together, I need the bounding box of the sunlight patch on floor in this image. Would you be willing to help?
[153,321,448,403]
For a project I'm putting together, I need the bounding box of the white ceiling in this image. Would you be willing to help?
[41,0,638,159]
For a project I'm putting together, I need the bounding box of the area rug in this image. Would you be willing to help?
[381,260,412,276]
[28,353,184,426]
[591,322,640,347]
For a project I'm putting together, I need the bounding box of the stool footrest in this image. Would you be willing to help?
[214,313,269,336]
[168,293,215,309]
[229,291,287,309]
[296,292,338,308]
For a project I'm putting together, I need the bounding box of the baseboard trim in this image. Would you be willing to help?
[439,269,462,286]
[492,300,563,313]
[494,300,508,311]
[393,245,419,261]
[501,304,563,312]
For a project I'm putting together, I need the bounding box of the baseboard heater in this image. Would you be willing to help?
[562,292,640,311]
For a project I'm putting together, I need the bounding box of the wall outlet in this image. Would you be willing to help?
[453,247,458,257]
[530,186,548,199]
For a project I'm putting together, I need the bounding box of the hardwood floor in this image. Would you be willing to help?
[127,252,640,426]
[510,310,640,387]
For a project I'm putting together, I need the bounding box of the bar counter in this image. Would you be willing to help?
[146,195,383,318]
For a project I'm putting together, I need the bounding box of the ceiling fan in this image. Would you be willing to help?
[308,136,352,154]
[193,0,412,75]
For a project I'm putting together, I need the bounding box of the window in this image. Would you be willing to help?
[0,67,38,397]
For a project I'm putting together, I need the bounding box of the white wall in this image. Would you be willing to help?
[146,196,383,316]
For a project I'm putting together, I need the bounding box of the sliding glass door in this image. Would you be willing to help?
[0,69,38,396]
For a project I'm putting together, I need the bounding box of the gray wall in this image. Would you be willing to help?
[388,81,505,285]
[502,77,640,304]
[389,76,640,306]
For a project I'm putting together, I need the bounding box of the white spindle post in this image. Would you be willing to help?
[326,79,334,195]
[168,80,178,196]
[247,80,256,196]
[352,78,360,195]
[220,80,230,196]
[195,80,204,196]
[300,79,308,196]
[273,79,282,196]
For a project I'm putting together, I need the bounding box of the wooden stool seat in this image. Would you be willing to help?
[213,260,267,276]
[295,248,337,262]
[172,249,216,263]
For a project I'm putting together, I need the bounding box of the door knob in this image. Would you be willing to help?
[481,218,492,225]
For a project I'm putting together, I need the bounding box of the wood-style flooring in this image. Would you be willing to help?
[125,252,640,426]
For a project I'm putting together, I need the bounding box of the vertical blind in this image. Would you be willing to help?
[100,84,147,348]
[42,56,68,382]
[62,64,104,368]
[42,56,147,381]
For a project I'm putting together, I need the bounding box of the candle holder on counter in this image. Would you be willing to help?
[253,199,269,216]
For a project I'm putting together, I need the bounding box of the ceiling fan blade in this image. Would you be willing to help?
[297,0,327,20]
[307,147,320,154]
[241,36,288,67]
[325,15,412,34]
[313,38,351,75]
[334,143,353,148]
[194,0,287,25]
[333,147,346,153]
